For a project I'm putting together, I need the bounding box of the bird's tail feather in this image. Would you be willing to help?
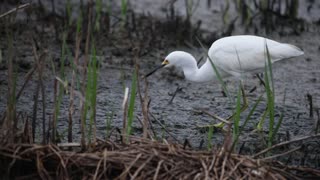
[270,43,304,62]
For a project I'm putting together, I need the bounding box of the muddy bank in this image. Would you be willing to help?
[0,0,320,168]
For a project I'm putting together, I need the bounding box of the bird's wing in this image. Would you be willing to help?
[208,35,302,77]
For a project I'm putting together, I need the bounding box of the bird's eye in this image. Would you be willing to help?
[162,59,169,65]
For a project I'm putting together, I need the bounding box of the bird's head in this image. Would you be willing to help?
[162,51,195,68]
[145,51,195,78]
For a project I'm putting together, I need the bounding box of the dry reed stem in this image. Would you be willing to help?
[31,39,47,144]
[0,3,30,18]
[52,79,58,143]
[253,133,320,158]
[134,46,150,139]
[68,28,82,143]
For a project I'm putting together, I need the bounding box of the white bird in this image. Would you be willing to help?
[146,35,304,82]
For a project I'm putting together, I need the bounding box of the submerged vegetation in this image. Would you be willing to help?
[0,0,319,179]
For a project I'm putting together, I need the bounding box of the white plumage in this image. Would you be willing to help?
[161,35,304,82]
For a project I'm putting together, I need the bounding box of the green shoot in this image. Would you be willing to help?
[264,43,275,147]
[232,94,263,150]
[272,90,287,143]
[207,126,214,150]
[106,111,114,138]
[257,108,268,131]
[74,15,82,92]
[87,43,99,144]
[95,0,102,32]
[121,0,128,25]
[68,13,83,143]
[53,32,69,142]
[85,45,95,143]
[76,13,82,34]
[160,120,167,140]
[66,0,72,26]
[233,83,242,141]
[83,65,91,143]
[127,70,137,137]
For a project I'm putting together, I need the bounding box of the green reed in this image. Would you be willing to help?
[127,70,137,137]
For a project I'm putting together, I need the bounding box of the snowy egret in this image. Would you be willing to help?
[146,35,304,127]
[146,35,304,82]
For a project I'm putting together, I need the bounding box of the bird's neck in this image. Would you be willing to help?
[183,59,218,82]
[183,66,200,82]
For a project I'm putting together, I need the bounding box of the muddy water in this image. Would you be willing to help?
[0,1,320,163]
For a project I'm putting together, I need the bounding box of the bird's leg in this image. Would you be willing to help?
[249,73,266,93]
[168,85,183,104]
[256,73,266,88]
[240,82,249,112]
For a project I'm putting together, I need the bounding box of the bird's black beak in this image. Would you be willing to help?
[145,64,166,78]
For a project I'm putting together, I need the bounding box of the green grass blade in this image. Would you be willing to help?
[127,70,137,136]
[76,13,82,34]
[88,43,99,143]
[121,0,128,24]
[84,63,92,143]
[95,0,102,32]
[53,32,69,142]
[242,95,263,131]
[106,111,114,138]
[264,43,275,147]
[257,108,268,131]
[232,94,263,150]
[272,113,284,142]
[66,0,72,26]
[207,126,214,150]
[233,84,242,142]
[266,44,275,97]
[272,89,286,142]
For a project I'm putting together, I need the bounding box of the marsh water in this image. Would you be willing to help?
[1,0,320,167]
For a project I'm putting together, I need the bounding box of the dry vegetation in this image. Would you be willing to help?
[1,133,320,179]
